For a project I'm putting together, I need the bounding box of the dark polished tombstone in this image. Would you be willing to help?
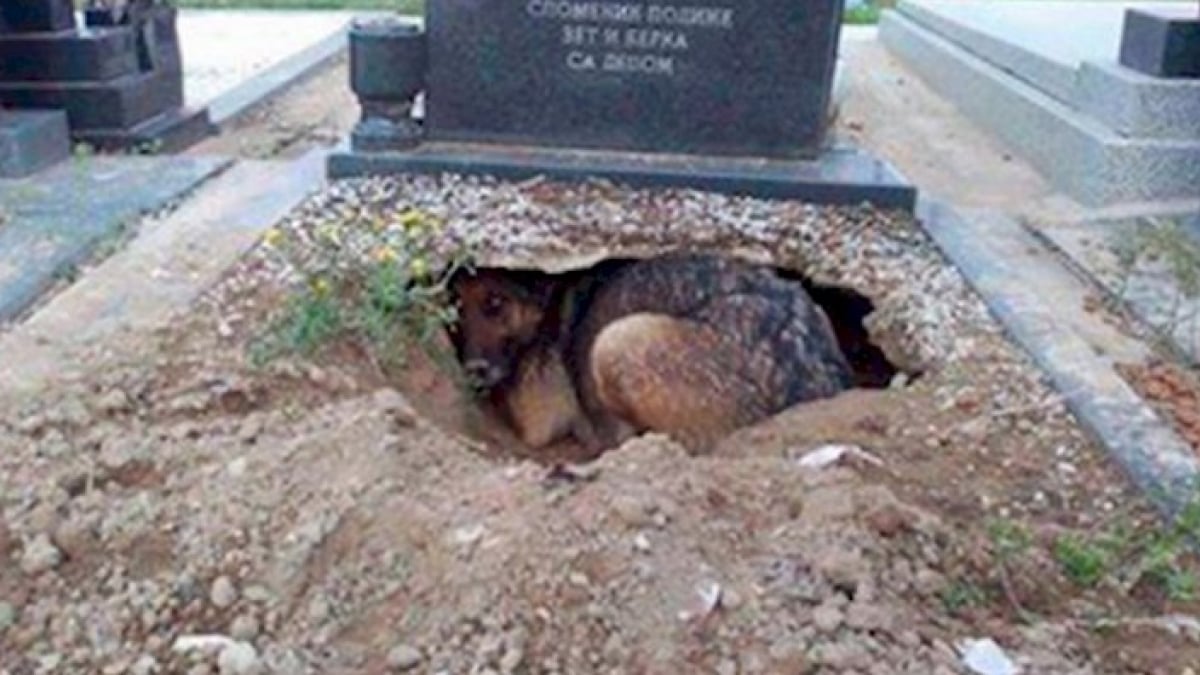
[1119,7,1200,79]
[330,2,915,210]
[0,0,213,151]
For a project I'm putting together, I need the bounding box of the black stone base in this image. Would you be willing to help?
[327,142,917,211]
[0,110,70,178]
[1119,9,1200,78]
[75,106,215,153]
[0,29,140,82]
[0,67,184,134]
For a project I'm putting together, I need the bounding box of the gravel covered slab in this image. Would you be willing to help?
[273,174,996,371]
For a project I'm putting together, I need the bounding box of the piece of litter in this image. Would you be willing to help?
[795,444,882,470]
[172,634,237,654]
[633,533,651,553]
[451,524,485,546]
[959,638,1018,675]
[696,581,723,615]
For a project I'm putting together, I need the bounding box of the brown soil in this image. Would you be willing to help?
[1119,360,1200,454]
[3,220,1199,673]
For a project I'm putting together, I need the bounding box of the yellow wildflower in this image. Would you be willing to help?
[310,277,331,297]
[316,223,341,245]
[409,257,429,279]
[374,246,398,264]
[262,228,284,247]
[399,208,426,231]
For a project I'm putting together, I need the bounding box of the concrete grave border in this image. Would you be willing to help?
[918,199,1200,515]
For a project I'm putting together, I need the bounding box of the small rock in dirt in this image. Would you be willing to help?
[217,641,261,675]
[242,585,274,605]
[230,614,259,641]
[960,638,1017,675]
[386,644,423,671]
[863,502,914,538]
[373,388,418,427]
[51,396,93,428]
[913,568,946,596]
[846,601,893,632]
[812,602,844,633]
[721,587,743,610]
[52,518,95,560]
[0,601,17,632]
[38,653,63,672]
[306,594,331,623]
[610,494,651,528]
[96,389,133,415]
[499,646,524,673]
[227,458,249,479]
[130,654,159,675]
[210,575,238,609]
[20,533,62,575]
[814,639,871,670]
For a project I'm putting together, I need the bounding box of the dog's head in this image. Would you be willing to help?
[448,268,559,390]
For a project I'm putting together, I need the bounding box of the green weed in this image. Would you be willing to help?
[1053,534,1112,588]
[939,580,988,615]
[249,207,469,375]
[1046,496,1200,601]
[843,3,882,25]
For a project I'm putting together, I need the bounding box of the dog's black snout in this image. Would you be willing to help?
[463,359,503,388]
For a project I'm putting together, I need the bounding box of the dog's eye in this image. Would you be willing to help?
[483,293,506,318]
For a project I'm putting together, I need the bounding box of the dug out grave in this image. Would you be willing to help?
[329,1,916,210]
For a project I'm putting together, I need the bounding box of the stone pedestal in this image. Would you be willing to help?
[330,3,917,211]
[0,0,213,151]
[0,109,70,178]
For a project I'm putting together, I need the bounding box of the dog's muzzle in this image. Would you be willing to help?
[463,359,506,389]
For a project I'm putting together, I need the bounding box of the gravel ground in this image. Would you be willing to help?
[1,175,1198,674]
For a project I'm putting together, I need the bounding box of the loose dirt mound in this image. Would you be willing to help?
[1,176,1198,673]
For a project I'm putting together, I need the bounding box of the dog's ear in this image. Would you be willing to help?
[504,270,561,309]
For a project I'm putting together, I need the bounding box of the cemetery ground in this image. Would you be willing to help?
[3,35,1200,675]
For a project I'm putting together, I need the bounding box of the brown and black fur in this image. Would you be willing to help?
[449,254,853,452]
[447,267,595,449]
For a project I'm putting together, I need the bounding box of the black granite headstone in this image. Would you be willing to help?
[1119,8,1200,79]
[426,0,844,158]
[0,0,75,33]
[330,2,917,211]
[0,0,212,150]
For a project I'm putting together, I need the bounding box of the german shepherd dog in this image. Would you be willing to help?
[448,254,853,453]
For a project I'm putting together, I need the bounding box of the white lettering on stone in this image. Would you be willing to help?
[603,52,675,75]
[528,1,735,78]
[622,28,688,50]
[567,50,598,70]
